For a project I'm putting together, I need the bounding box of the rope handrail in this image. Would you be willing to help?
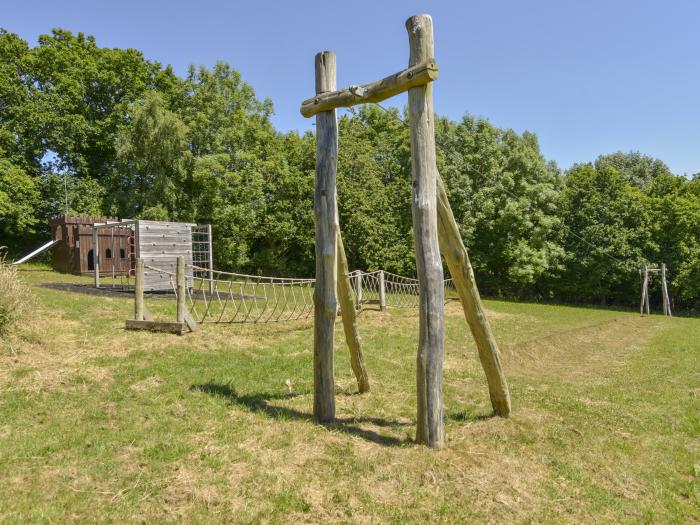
[139,262,456,324]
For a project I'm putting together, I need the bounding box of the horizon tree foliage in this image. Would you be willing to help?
[1,28,698,310]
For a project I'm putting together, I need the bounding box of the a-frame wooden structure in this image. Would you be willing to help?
[640,263,672,316]
[300,14,511,448]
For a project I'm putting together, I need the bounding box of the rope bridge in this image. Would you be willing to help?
[141,264,457,324]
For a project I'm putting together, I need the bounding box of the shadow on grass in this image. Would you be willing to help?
[39,282,134,297]
[191,382,411,447]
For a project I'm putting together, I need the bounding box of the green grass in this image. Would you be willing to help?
[0,264,698,523]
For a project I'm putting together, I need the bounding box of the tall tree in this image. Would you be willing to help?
[114,92,190,218]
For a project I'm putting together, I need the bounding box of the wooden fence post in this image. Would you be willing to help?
[135,258,144,321]
[355,271,363,306]
[207,224,215,294]
[176,255,186,324]
[379,270,387,311]
[407,14,445,448]
[337,227,370,393]
[436,176,512,417]
[93,227,100,288]
[313,50,338,423]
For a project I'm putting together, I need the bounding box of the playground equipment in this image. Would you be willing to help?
[127,262,458,328]
[300,14,510,447]
[640,264,672,316]
[90,219,213,290]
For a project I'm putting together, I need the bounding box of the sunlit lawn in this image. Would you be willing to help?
[0,265,697,523]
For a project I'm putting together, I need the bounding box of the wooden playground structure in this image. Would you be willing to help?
[300,14,510,447]
[640,263,672,316]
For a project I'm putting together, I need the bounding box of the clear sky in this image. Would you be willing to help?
[3,0,699,175]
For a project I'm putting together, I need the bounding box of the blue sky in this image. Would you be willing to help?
[4,0,699,175]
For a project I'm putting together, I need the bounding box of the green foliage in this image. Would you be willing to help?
[557,163,653,303]
[0,159,40,249]
[114,91,190,218]
[0,28,698,309]
[436,116,564,294]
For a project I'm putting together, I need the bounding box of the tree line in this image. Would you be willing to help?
[1,29,698,310]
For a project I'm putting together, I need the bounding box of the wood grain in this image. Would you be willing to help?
[407,14,445,448]
[313,50,338,423]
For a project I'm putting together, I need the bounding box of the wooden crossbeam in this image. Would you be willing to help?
[300,60,438,117]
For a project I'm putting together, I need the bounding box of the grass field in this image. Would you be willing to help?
[0,266,698,524]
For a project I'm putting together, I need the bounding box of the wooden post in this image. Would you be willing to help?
[207,224,215,294]
[337,226,370,393]
[436,176,511,417]
[313,50,338,423]
[93,227,100,288]
[379,270,387,311]
[407,14,445,448]
[135,258,144,321]
[644,266,651,315]
[176,255,186,324]
[640,268,646,316]
[661,263,672,317]
[355,271,363,306]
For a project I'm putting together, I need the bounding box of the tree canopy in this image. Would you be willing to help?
[1,28,698,311]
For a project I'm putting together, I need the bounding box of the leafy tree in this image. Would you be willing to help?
[114,92,190,218]
[435,116,564,295]
[557,164,654,304]
[595,151,673,190]
[0,159,40,252]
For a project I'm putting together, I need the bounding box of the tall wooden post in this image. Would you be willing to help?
[207,224,215,294]
[176,255,186,324]
[135,258,144,321]
[379,270,387,311]
[661,263,671,316]
[644,266,651,315]
[337,227,370,393]
[93,227,100,288]
[407,14,445,448]
[436,176,511,417]
[313,51,338,423]
[639,268,646,316]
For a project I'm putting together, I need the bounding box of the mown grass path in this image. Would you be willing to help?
[1,267,698,523]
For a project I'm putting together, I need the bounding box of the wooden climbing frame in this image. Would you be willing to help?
[300,14,511,448]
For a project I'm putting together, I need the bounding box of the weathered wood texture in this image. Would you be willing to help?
[300,60,438,117]
[661,263,672,316]
[644,266,650,315]
[313,51,338,423]
[135,258,144,320]
[176,256,186,324]
[136,221,194,291]
[407,14,445,448]
[336,226,370,393]
[379,270,387,311]
[183,309,200,332]
[640,268,647,315]
[92,228,100,288]
[436,175,512,417]
[125,320,186,335]
[207,223,215,294]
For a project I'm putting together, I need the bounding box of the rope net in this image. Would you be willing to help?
[141,264,458,324]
